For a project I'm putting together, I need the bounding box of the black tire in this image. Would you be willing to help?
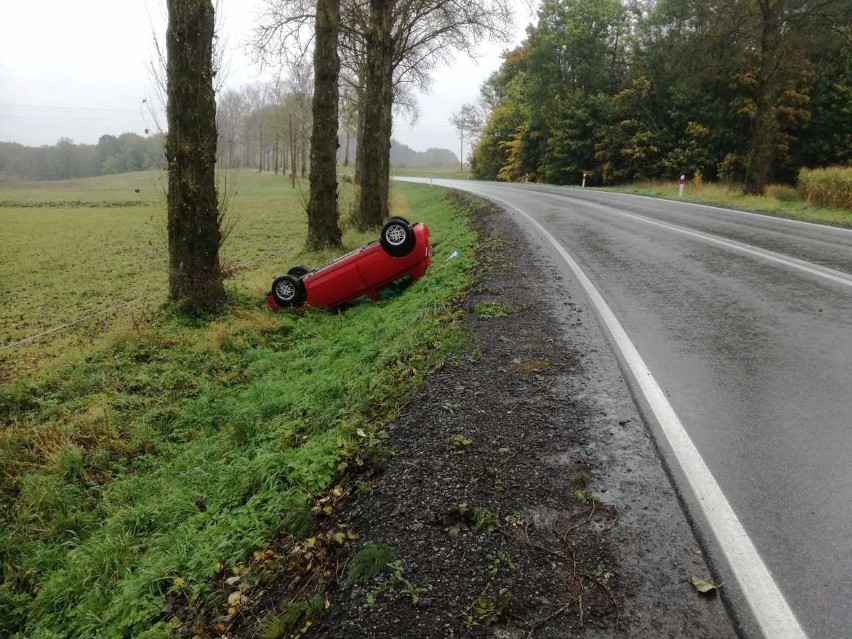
[379,219,416,257]
[387,216,410,225]
[288,265,309,278]
[271,274,307,307]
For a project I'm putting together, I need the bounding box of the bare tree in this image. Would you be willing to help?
[354,0,513,228]
[450,102,484,170]
[306,0,344,248]
[340,85,358,166]
[254,0,514,228]
[217,88,244,167]
[165,0,226,312]
[355,0,396,228]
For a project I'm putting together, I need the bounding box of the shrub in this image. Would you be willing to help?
[798,166,852,210]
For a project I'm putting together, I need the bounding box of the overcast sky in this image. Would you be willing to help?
[0,0,535,155]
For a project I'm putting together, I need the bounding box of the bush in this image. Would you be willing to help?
[798,166,852,210]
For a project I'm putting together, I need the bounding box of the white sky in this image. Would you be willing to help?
[0,0,534,155]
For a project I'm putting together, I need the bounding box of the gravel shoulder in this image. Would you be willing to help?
[310,193,739,638]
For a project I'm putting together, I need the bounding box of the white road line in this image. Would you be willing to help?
[484,180,852,236]
[532,191,852,290]
[577,187,852,235]
[461,187,808,639]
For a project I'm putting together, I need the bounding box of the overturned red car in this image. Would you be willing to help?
[267,217,432,311]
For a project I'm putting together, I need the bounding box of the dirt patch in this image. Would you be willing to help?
[237,193,739,638]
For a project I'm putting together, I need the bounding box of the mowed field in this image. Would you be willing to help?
[0,170,370,376]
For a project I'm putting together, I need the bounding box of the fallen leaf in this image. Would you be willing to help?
[356,428,367,438]
[691,576,722,593]
[224,576,241,586]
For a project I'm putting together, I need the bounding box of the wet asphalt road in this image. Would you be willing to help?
[401,179,852,639]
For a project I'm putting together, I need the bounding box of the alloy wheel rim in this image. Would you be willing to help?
[386,224,406,246]
[275,280,296,300]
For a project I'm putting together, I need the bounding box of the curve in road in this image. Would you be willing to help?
[400,178,852,639]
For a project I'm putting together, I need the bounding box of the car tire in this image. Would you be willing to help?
[288,265,309,278]
[380,219,416,257]
[271,274,307,307]
[387,216,410,225]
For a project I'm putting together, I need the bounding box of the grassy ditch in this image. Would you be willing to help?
[601,180,852,227]
[0,181,476,638]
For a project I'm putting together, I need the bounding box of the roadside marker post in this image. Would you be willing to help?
[582,172,587,188]
[679,174,685,198]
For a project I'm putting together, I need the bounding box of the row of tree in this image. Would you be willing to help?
[165,0,509,312]
[0,134,164,181]
[0,93,455,182]
[216,80,458,174]
[249,0,514,244]
[471,0,852,194]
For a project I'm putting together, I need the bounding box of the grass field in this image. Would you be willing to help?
[390,165,472,180]
[602,180,852,227]
[0,171,370,378]
[0,172,478,637]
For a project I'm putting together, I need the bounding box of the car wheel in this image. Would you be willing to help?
[288,265,309,278]
[380,219,416,257]
[387,216,410,225]
[271,274,306,307]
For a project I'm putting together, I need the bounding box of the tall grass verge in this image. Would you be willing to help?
[602,180,852,227]
[0,183,476,638]
[798,166,852,210]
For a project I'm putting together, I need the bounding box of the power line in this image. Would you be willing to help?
[0,102,143,116]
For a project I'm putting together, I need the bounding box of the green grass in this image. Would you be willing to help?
[799,166,852,210]
[0,170,365,378]
[389,165,472,180]
[0,175,478,638]
[600,180,852,227]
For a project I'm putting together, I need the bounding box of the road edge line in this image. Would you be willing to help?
[471,189,808,639]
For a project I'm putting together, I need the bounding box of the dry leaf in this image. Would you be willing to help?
[692,576,722,593]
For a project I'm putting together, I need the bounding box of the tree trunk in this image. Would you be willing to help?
[306,0,343,249]
[356,0,395,230]
[289,113,297,189]
[344,125,351,166]
[744,1,782,196]
[274,131,280,175]
[744,99,778,195]
[165,0,225,313]
[354,84,366,185]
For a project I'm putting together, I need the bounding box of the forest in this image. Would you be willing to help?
[471,0,852,194]
[0,134,165,181]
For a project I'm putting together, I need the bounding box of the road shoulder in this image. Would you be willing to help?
[309,192,738,637]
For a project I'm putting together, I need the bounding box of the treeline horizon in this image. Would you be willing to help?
[0,131,458,182]
[472,0,852,193]
[0,134,166,182]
